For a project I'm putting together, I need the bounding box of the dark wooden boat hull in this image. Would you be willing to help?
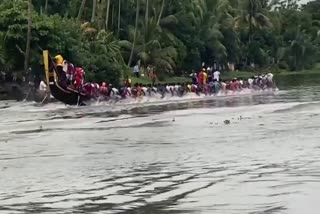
[43,50,89,105]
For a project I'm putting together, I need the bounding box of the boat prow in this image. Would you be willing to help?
[43,50,89,105]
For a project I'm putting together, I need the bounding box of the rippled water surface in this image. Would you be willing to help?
[1,85,320,214]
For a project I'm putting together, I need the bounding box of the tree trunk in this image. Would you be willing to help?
[91,0,97,22]
[145,0,149,25]
[128,0,140,66]
[105,0,111,30]
[111,3,115,29]
[157,0,165,25]
[117,0,121,34]
[24,0,32,74]
[97,0,106,30]
[77,0,87,20]
[44,0,48,14]
[144,0,149,56]
[246,0,254,66]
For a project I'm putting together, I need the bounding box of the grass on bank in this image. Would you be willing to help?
[128,64,320,85]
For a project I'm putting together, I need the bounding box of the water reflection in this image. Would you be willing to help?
[1,85,320,213]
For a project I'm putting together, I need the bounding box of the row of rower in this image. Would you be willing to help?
[51,55,276,100]
[79,74,276,101]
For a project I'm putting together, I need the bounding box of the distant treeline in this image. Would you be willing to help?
[0,0,319,84]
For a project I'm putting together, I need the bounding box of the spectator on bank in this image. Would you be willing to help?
[133,64,139,78]
[1,71,6,81]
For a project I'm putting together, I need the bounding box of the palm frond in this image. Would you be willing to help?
[160,15,178,26]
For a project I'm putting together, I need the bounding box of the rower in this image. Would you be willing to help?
[212,79,220,94]
[82,82,92,96]
[266,73,274,88]
[177,83,186,97]
[74,67,84,90]
[107,84,113,97]
[39,80,47,91]
[248,77,254,89]
[92,83,100,98]
[54,55,67,87]
[198,69,205,86]
[100,82,108,96]
[187,83,192,93]
[66,62,75,86]
[190,70,198,85]
[111,87,119,97]
[220,80,227,94]
[124,76,132,88]
[141,84,148,96]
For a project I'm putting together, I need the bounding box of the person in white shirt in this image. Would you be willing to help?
[213,70,221,81]
[133,64,139,78]
[141,86,148,95]
[248,77,254,88]
[39,80,47,91]
[266,73,274,88]
[267,73,273,82]
[220,81,227,94]
[62,60,68,73]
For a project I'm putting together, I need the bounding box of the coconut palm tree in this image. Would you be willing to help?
[188,0,230,63]
[128,0,140,66]
[91,0,97,22]
[245,0,272,36]
[45,0,48,13]
[24,0,32,73]
[121,16,178,71]
[77,0,87,20]
[235,0,272,65]
[105,0,111,30]
[117,0,121,34]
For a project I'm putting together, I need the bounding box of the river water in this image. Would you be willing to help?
[1,77,320,213]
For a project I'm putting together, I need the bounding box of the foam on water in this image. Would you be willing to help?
[4,86,320,214]
[87,88,279,111]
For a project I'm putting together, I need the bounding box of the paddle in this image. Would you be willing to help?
[77,93,80,106]
[40,93,48,105]
[77,85,82,106]
[24,88,31,101]
[24,81,34,101]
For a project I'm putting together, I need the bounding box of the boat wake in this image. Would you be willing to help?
[89,88,279,108]
[0,88,279,117]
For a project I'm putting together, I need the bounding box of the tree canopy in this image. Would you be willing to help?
[0,0,319,84]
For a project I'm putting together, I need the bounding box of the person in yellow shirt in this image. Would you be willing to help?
[187,83,192,92]
[203,70,208,85]
[124,76,132,87]
[54,55,64,66]
[54,54,67,87]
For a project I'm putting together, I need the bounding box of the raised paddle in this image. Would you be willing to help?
[24,89,31,101]
[40,94,48,104]
[77,86,82,106]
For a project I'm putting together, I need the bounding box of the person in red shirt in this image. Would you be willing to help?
[74,67,84,90]
[100,82,108,96]
[230,79,237,92]
[198,69,204,86]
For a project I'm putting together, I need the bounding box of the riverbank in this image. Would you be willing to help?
[130,65,320,85]
[0,82,27,101]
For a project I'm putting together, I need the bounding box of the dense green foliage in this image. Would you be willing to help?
[0,0,319,84]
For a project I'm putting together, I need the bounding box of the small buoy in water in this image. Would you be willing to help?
[224,120,230,125]
[172,118,175,122]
